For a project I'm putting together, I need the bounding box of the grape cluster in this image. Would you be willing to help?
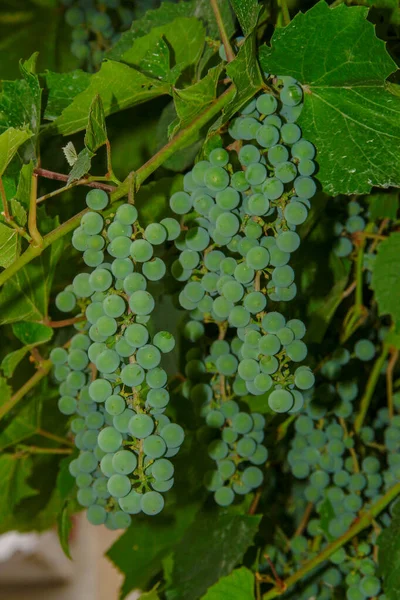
[333,199,367,258]
[51,190,184,529]
[164,77,316,504]
[61,0,134,68]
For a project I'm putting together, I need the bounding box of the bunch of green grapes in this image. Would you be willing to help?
[164,76,317,504]
[61,0,135,69]
[50,189,184,529]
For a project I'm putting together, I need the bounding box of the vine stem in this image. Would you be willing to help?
[37,428,74,447]
[0,359,52,421]
[262,480,400,599]
[43,315,85,328]
[0,85,236,288]
[28,174,43,247]
[0,178,10,219]
[387,347,399,420]
[210,0,235,62]
[354,343,390,434]
[17,446,73,455]
[34,168,115,192]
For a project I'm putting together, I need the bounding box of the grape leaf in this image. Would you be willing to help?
[10,198,27,226]
[170,65,224,136]
[371,232,400,328]
[140,37,171,80]
[84,94,107,154]
[0,454,37,526]
[1,347,29,377]
[121,17,205,80]
[107,501,200,598]
[67,148,94,184]
[139,586,161,600]
[0,399,41,450]
[229,0,261,35]
[52,61,170,136]
[0,222,20,268]
[259,1,400,195]
[200,567,255,600]
[367,192,399,220]
[15,160,34,209]
[0,226,63,324]
[12,321,53,345]
[43,70,91,121]
[0,127,32,176]
[57,500,72,559]
[378,500,400,600]
[0,376,12,408]
[166,513,261,600]
[210,34,263,133]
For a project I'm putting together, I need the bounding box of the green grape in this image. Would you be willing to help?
[105,394,125,416]
[77,487,97,507]
[245,246,269,270]
[242,466,263,488]
[231,171,250,191]
[259,334,281,356]
[215,212,240,236]
[354,339,375,361]
[143,434,167,458]
[280,84,303,106]
[136,344,161,369]
[185,227,210,251]
[214,487,234,506]
[95,349,120,374]
[216,354,238,376]
[130,239,153,262]
[294,367,315,390]
[89,268,113,292]
[298,159,316,176]
[275,161,297,183]
[85,412,104,430]
[262,311,285,333]
[78,451,98,473]
[239,144,261,166]
[222,280,244,303]
[262,177,284,200]
[284,201,308,225]
[218,459,236,480]
[96,315,117,336]
[209,147,229,167]
[147,388,169,409]
[276,231,300,253]
[55,290,76,312]
[334,237,353,257]
[245,163,267,185]
[287,319,306,339]
[97,427,122,452]
[359,576,381,597]
[118,490,142,514]
[256,124,280,148]
[89,379,112,402]
[180,250,200,270]
[268,389,294,413]
[50,347,68,365]
[213,296,233,318]
[294,176,316,199]
[120,363,145,386]
[272,265,295,287]
[112,450,137,475]
[237,116,259,140]
[192,160,211,185]
[108,221,132,240]
[140,491,164,515]
[116,204,138,225]
[152,458,174,481]
[145,223,167,245]
[73,273,92,297]
[237,437,257,457]
[128,413,154,438]
[291,139,316,160]
[103,295,125,318]
[87,504,107,525]
[256,93,278,115]
[129,291,154,315]
[86,189,108,210]
[160,423,185,448]
[232,412,253,434]
[183,321,204,341]
[107,473,131,498]
[124,324,149,349]
[248,193,270,216]
[153,331,175,353]
[108,236,132,259]
[206,410,225,428]
[244,292,267,314]
[58,396,77,415]
[238,358,260,381]
[281,123,301,144]
[204,166,229,191]
[160,217,181,240]
[81,212,104,235]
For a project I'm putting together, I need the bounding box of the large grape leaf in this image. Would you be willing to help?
[229,0,261,35]
[378,500,400,600]
[51,61,170,136]
[371,232,400,328]
[166,513,261,600]
[259,1,400,195]
[43,70,91,121]
[201,567,255,599]
[0,127,32,176]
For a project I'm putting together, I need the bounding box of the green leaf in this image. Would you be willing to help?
[15,160,34,209]
[139,586,161,600]
[319,498,335,542]
[140,37,171,80]
[229,0,261,35]
[259,1,400,195]
[0,127,32,176]
[201,567,255,600]
[12,321,53,345]
[171,65,224,137]
[52,60,170,137]
[367,192,399,221]
[371,232,400,328]
[107,502,200,598]
[67,147,94,184]
[0,229,63,325]
[10,198,27,226]
[211,34,263,133]
[166,513,261,600]
[57,500,72,559]
[43,70,91,121]
[0,454,37,526]
[1,347,29,377]
[378,500,400,599]
[121,17,205,80]
[56,455,76,500]
[0,222,20,268]
[0,398,41,450]
[0,375,12,407]
[84,94,108,154]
